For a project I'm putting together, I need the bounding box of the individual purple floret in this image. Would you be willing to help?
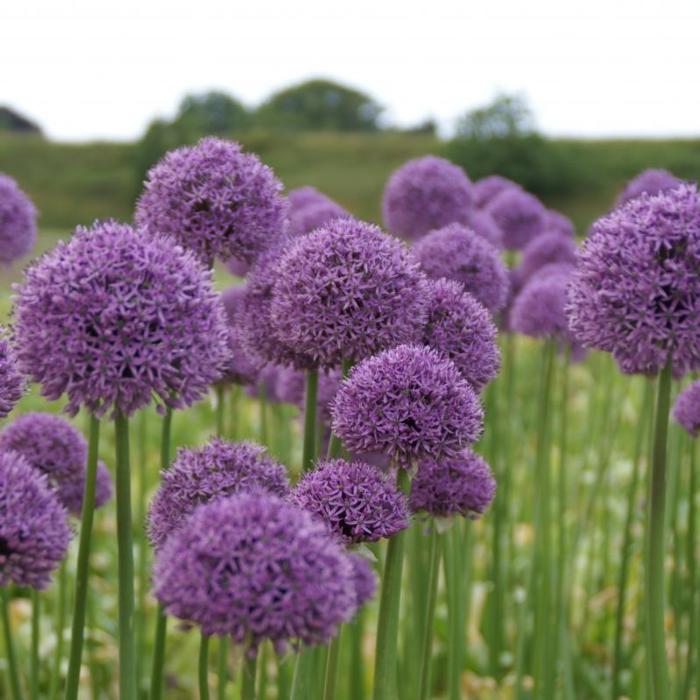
[271,218,428,368]
[0,174,37,264]
[412,223,509,313]
[347,553,376,607]
[289,200,348,237]
[515,232,577,284]
[0,412,111,515]
[13,220,229,418]
[276,368,341,422]
[0,450,70,589]
[421,278,500,392]
[331,344,483,468]
[152,492,357,646]
[219,285,262,386]
[147,438,288,550]
[0,335,24,419]
[291,459,408,545]
[673,381,700,437]
[567,184,700,376]
[544,209,575,238]
[466,209,503,248]
[472,175,522,210]
[615,168,683,207]
[486,188,547,250]
[135,136,288,267]
[409,448,496,518]
[382,156,473,240]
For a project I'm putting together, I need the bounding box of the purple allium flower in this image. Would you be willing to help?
[331,344,483,467]
[409,448,495,518]
[516,232,578,283]
[13,220,229,418]
[382,156,473,240]
[0,451,70,589]
[276,368,341,422]
[226,256,250,277]
[270,218,428,368]
[412,223,509,313]
[219,285,262,386]
[511,272,571,339]
[421,278,500,392]
[287,186,334,211]
[473,175,522,210]
[289,201,348,237]
[486,188,547,250]
[673,381,700,437]
[0,412,111,515]
[135,137,288,267]
[567,184,700,376]
[0,174,37,264]
[147,438,288,550]
[347,553,376,607]
[152,492,357,645]
[544,209,575,238]
[291,459,408,544]
[0,335,24,419]
[615,168,683,207]
[465,209,503,248]
[247,364,284,401]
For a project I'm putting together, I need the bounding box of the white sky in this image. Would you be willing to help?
[3,0,700,141]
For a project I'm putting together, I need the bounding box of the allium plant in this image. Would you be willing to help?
[289,200,347,236]
[0,335,24,418]
[515,232,577,283]
[615,168,682,207]
[544,209,575,238]
[486,188,547,250]
[466,209,504,248]
[673,380,700,437]
[472,174,522,209]
[287,185,334,211]
[136,136,288,267]
[0,174,37,264]
[219,285,262,386]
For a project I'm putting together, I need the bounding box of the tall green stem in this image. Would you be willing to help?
[115,412,136,699]
[302,370,319,472]
[372,468,411,700]
[64,414,100,700]
[417,523,440,700]
[135,409,148,697]
[682,436,697,700]
[645,359,672,699]
[2,588,22,700]
[217,638,228,700]
[49,560,67,700]
[322,630,342,700]
[199,635,210,700]
[241,650,257,700]
[327,358,353,459]
[348,608,365,700]
[215,384,226,438]
[30,589,39,700]
[290,647,315,700]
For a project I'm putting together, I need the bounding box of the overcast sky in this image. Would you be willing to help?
[3,0,700,141]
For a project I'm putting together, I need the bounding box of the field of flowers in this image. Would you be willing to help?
[0,140,698,700]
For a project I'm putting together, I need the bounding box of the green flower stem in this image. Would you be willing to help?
[302,370,319,472]
[290,646,315,700]
[258,383,269,447]
[49,560,67,700]
[645,359,673,700]
[30,588,39,700]
[372,468,411,700]
[63,414,100,700]
[135,409,148,696]
[1,587,22,700]
[682,434,697,700]
[114,412,136,699]
[215,384,226,438]
[199,635,210,700]
[217,638,228,700]
[322,628,342,700]
[348,608,365,700]
[417,523,440,700]
[326,358,353,459]
[149,408,173,700]
[241,650,257,700]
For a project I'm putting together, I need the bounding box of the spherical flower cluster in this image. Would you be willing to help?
[331,344,483,467]
[0,174,37,264]
[276,368,341,422]
[511,272,570,339]
[225,256,250,277]
[472,175,522,209]
[147,438,288,549]
[13,220,230,417]
[347,553,376,606]
[287,186,334,211]
[219,285,262,385]
[412,223,509,313]
[289,200,348,237]
[0,412,111,515]
[409,449,496,518]
[382,156,473,240]
[615,168,682,207]
[152,493,357,646]
[544,209,575,238]
[421,278,500,392]
[567,184,700,375]
[0,451,70,589]
[465,210,503,248]
[291,459,408,544]
[270,218,428,368]
[516,232,577,283]
[0,335,24,418]
[672,381,700,436]
[135,137,288,267]
[486,188,546,250]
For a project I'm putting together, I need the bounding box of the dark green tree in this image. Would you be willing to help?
[174,91,250,135]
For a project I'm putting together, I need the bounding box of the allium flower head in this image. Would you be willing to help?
[567,184,700,375]
[511,272,570,339]
[347,553,376,607]
[135,137,288,267]
[486,188,546,250]
[466,209,503,248]
[673,381,700,436]
[0,450,70,589]
[219,285,262,386]
[382,156,473,240]
[0,174,37,264]
[331,344,483,467]
[147,438,288,549]
[291,459,409,544]
[616,168,682,207]
[409,448,496,518]
[473,175,522,209]
[276,368,341,422]
[516,232,577,283]
[270,218,428,368]
[0,335,24,418]
[544,209,575,238]
[289,201,348,237]
[287,186,334,211]
[152,492,357,645]
[225,256,250,277]
[13,220,229,417]
[421,278,500,392]
[412,223,509,313]
[0,412,111,515]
